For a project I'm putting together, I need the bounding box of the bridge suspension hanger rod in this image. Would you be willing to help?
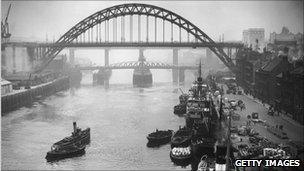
[130,15,133,42]
[96,23,98,42]
[83,30,85,43]
[113,18,116,42]
[87,28,89,43]
[104,20,107,42]
[91,27,93,43]
[155,16,157,42]
[187,31,189,42]
[146,15,149,42]
[121,16,125,42]
[138,15,141,42]
[99,22,102,42]
[179,26,181,43]
[163,19,165,43]
[171,22,173,42]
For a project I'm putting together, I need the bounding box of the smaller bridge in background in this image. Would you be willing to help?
[79,61,197,70]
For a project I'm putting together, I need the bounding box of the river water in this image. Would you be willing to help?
[1,72,196,170]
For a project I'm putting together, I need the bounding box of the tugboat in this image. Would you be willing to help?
[147,129,173,146]
[171,126,192,148]
[45,122,90,161]
[174,89,189,115]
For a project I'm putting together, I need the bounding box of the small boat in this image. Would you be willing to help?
[45,122,90,161]
[197,155,216,171]
[147,129,173,145]
[171,126,192,148]
[174,104,186,115]
[197,155,208,171]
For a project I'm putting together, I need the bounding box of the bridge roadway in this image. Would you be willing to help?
[4,41,243,49]
[79,65,197,70]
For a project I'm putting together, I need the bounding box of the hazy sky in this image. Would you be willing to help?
[1,0,303,42]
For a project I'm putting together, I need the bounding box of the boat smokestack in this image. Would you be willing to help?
[199,59,202,79]
[197,59,202,82]
[73,122,77,133]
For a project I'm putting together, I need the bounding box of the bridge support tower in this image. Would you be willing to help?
[104,48,110,88]
[69,48,75,67]
[172,48,179,83]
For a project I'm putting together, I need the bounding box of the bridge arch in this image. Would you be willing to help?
[36,3,235,73]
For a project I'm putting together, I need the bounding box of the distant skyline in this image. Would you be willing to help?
[1,1,303,42]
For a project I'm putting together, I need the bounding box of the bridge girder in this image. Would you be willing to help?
[35,3,237,73]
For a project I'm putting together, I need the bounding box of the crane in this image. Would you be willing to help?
[1,4,12,42]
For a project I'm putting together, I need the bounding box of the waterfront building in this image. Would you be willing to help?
[1,79,12,95]
[235,48,270,94]
[254,53,291,106]
[276,60,304,124]
[242,28,265,52]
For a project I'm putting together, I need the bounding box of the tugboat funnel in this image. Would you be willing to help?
[73,122,77,133]
[197,59,203,82]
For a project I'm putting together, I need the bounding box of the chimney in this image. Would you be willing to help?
[73,122,77,133]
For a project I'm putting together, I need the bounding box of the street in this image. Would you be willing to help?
[224,91,303,144]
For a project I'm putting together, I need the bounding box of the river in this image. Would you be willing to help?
[1,72,195,170]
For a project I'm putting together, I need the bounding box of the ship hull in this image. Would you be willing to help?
[46,146,85,162]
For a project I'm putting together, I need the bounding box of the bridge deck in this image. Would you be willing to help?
[4,41,243,48]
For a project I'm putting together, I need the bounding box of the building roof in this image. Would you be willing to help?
[261,57,283,72]
[1,79,12,86]
[276,73,283,78]
[290,66,304,76]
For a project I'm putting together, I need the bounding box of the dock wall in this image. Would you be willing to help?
[1,76,70,114]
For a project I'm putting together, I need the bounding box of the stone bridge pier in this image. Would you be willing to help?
[92,48,111,88]
[132,48,153,87]
[179,69,185,83]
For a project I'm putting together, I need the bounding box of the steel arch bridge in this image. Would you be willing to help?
[79,61,197,70]
[35,3,236,73]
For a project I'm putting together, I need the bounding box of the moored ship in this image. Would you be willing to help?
[185,61,218,139]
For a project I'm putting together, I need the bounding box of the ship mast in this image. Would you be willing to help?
[197,59,203,96]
